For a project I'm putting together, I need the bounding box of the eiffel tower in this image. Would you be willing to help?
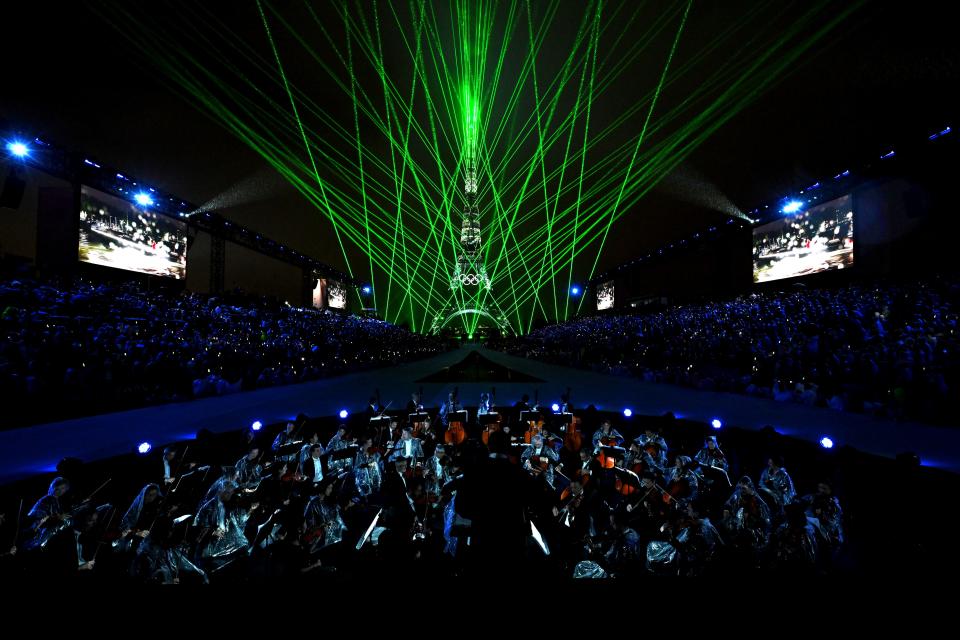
[429,141,512,337]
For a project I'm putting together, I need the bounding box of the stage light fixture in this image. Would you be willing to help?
[819,436,834,449]
[711,418,722,429]
[339,409,349,419]
[551,403,560,413]
[134,192,154,206]
[623,408,633,417]
[781,201,803,214]
[6,141,29,158]
[137,442,152,454]
[251,420,263,431]
[570,285,581,296]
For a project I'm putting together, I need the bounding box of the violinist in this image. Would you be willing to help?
[298,432,321,467]
[134,516,208,584]
[118,483,163,548]
[625,441,662,477]
[424,444,450,498]
[42,504,102,577]
[759,455,796,511]
[24,477,71,550]
[694,436,728,474]
[799,480,843,548]
[389,427,424,462]
[522,434,559,487]
[353,437,383,497]
[721,476,772,554]
[664,456,699,506]
[272,421,300,463]
[303,478,348,552]
[591,420,624,450]
[325,426,354,474]
[193,480,256,562]
[234,447,263,491]
[635,427,669,469]
[200,467,239,512]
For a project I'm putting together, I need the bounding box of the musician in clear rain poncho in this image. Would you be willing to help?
[758,456,796,513]
[193,480,253,560]
[134,516,208,584]
[354,437,383,497]
[800,480,844,548]
[24,477,71,550]
[234,447,263,491]
[303,478,347,550]
[634,427,669,469]
[521,434,559,488]
[722,476,772,552]
[694,436,729,474]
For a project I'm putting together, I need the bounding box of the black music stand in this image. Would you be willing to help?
[519,411,541,424]
[478,412,500,425]
[408,413,430,424]
[447,410,468,424]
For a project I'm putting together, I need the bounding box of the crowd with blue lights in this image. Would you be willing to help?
[0,277,447,428]
[494,279,960,425]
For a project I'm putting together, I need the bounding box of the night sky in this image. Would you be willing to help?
[2,1,957,325]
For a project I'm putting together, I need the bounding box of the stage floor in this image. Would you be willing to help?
[2,345,958,483]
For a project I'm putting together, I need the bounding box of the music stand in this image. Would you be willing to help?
[369,415,392,428]
[552,412,573,431]
[408,413,430,424]
[478,412,500,425]
[519,411,541,424]
[447,410,468,424]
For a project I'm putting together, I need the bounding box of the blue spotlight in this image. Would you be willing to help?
[781,200,803,214]
[362,285,372,294]
[6,141,29,158]
[137,442,153,455]
[711,418,722,430]
[551,403,560,413]
[134,192,154,207]
[251,420,263,431]
[339,409,349,419]
[570,285,581,296]
[623,408,633,418]
[819,436,834,449]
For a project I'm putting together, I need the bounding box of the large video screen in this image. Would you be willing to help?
[753,194,853,283]
[597,280,615,310]
[312,278,327,309]
[79,186,187,279]
[328,280,347,309]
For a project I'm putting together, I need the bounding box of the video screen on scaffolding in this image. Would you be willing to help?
[78,185,187,279]
[752,193,853,283]
[597,280,615,310]
[327,280,347,309]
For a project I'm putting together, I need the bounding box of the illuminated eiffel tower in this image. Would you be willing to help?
[429,131,511,337]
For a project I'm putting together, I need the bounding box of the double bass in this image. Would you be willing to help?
[443,387,466,446]
[409,387,429,438]
[523,390,545,443]
[480,387,503,446]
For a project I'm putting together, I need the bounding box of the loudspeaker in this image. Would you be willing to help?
[0,168,26,209]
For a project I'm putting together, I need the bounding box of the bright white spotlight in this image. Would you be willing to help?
[6,141,29,158]
[819,436,834,449]
[623,408,633,417]
[570,285,581,296]
[134,192,154,207]
[137,442,153,455]
[251,420,263,431]
[781,200,803,214]
[362,285,372,294]
[551,403,560,413]
[339,409,349,419]
[711,418,722,430]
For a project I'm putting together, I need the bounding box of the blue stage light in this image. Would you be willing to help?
[362,285,372,294]
[623,408,633,417]
[251,420,263,431]
[134,192,154,206]
[6,141,29,158]
[711,418,722,430]
[339,409,349,419]
[819,436,834,449]
[781,200,803,214]
[137,442,152,454]
[551,403,560,413]
[570,286,581,296]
